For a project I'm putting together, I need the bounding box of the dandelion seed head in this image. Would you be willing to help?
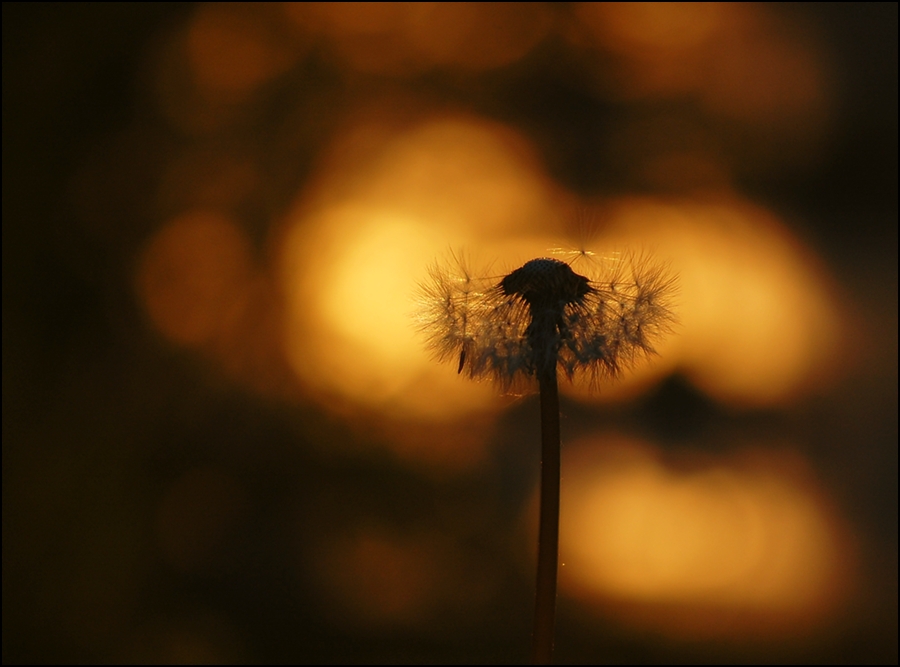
[500,258,590,310]
[416,249,676,392]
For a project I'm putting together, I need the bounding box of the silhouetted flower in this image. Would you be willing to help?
[417,250,676,390]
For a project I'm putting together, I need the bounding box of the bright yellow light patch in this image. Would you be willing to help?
[557,436,852,638]
[595,197,843,407]
[281,204,498,421]
[278,117,565,423]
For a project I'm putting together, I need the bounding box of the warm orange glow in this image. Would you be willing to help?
[157,150,260,214]
[580,2,724,54]
[281,123,842,414]
[136,208,288,396]
[576,2,832,143]
[137,210,255,347]
[279,118,566,426]
[187,4,300,98]
[281,204,496,420]
[703,20,827,128]
[285,2,550,74]
[557,436,852,638]
[404,3,551,70]
[576,1,728,98]
[148,5,843,415]
[567,197,843,407]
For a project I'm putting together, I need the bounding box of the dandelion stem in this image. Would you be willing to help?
[418,252,675,664]
[532,366,560,665]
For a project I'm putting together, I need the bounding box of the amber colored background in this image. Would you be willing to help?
[3,3,896,663]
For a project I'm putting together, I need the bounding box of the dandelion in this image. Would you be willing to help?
[416,249,676,664]
[417,250,675,390]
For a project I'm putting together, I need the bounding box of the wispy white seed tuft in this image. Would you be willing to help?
[415,250,676,391]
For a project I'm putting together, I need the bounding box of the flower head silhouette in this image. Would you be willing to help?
[417,250,676,390]
[416,248,676,664]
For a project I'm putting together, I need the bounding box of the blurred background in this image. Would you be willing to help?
[2,3,896,663]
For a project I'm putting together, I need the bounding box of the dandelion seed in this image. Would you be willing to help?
[416,250,676,391]
[416,248,676,664]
